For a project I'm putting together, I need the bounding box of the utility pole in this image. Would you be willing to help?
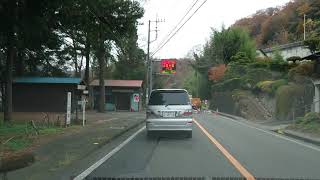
[146,17,164,97]
[146,20,151,104]
[304,14,306,40]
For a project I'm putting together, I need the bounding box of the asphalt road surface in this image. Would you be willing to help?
[86,113,320,179]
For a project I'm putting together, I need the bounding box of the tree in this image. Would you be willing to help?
[113,32,146,80]
[86,0,144,112]
[208,64,226,82]
[0,0,62,123]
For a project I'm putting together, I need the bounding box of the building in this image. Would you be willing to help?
[301,52,320,113]
[13,77,83,112]
[257,41,312,60]
[90,80,143,111]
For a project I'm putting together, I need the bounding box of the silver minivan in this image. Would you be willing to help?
[146,89,193,138]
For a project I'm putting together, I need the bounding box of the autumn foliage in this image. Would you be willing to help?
[208,64,226,81]
[233,0,320,48]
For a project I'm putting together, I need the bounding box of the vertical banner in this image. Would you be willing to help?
[66,92,71,125]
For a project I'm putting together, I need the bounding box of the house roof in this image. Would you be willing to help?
[302,52,320,60]
[262,41,305,53]
[14,77,82,84]
[90,80,143,87]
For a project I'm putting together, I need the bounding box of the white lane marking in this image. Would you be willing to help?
[217,115,320,153]
[73,126,146,180]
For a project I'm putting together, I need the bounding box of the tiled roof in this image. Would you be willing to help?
[262,41,305,53]
[14,77,82,84]
[90,80,143,87]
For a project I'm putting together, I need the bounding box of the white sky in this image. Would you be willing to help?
[137,0,291,59]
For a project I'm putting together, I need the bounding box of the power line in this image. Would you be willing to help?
[151,0,207,57]
[156,0,199,49]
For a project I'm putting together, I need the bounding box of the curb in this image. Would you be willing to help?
[281,130,320,146]
[212,111,241,120]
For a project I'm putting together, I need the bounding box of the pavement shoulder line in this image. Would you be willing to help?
[193,119,255,180]
[73,126,146,180]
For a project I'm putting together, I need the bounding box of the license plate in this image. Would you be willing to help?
[162,111,176,118]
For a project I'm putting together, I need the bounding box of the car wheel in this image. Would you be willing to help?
[186,131,192,138]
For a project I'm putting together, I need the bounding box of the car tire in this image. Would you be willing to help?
[186,131,192,138]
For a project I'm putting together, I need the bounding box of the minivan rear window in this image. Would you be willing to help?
[148,90,190,105]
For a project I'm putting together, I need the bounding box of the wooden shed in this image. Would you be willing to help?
[13,77,82,112]
[90,80,143,111]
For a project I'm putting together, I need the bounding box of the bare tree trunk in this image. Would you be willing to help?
[1,82,5,112]
[98,30,105,113]
[85,34,90,85]
[4,39,15,123]
[4,0,18,123]
[16,49,23,76]
[71,32,79,77]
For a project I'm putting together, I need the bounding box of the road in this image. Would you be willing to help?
[85,112,320,179]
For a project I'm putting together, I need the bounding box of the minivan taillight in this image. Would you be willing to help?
[183,110,193,116]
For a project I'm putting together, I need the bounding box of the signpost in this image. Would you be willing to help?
[66,92,71,126]
[160,59,177,75]
[82,99,86,127]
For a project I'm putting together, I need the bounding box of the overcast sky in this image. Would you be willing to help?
[137,0,291,59]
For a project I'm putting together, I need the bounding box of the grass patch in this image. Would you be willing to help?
[5,137,32,151]
[39,127,63,135]
[1,121,66,152]
[289,112,320,135]
[290,121,320,135]
[0,123,29,136]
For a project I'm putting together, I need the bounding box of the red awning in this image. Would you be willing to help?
[90,80,143,87]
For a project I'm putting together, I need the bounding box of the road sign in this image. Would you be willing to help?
[77,85,86,90]
[160,59,176,74]
[133,93,140,102]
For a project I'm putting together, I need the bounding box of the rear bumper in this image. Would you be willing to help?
[146,118,193,131]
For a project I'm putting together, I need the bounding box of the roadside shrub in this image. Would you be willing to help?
[301,112,320,124]
[269,60,288,72]
[256,81,274,94]
[250,57,272,69]
[288,62,299,70]
[270,79,288,94]
[245,68,272,83]
[295,112,320,125]
[288,62,314,83]
[223,64,248,80]
[212,78,243,91]
[255,79,288,95]
[286,56,301,62]
[275,83,304,120]
[248,61,269,69]
[295,117,304,124]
